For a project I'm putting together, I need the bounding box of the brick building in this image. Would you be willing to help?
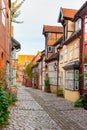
[0,0,11,85]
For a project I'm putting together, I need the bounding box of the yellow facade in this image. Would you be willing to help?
[18,55,35,65]
[64,89,80,102]
[59,38,80,102]
[67,20,75,38]
[17,55,35,83]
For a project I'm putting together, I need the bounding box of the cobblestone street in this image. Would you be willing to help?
[3,84,87,130]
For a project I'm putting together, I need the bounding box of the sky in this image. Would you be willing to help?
[12,0,86,55]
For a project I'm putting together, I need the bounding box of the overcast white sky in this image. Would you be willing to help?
[12,0,86,55]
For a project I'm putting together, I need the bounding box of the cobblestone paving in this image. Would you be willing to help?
[27,87,87,130]
[3,85,61,130]
[3,84,87,130]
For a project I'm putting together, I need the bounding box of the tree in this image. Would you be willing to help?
[11,0,26,23]
[25,62,33,80]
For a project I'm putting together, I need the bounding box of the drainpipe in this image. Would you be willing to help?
[80,17,84,95]
[57,49,59,90]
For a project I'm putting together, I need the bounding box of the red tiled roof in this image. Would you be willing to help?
[62,8,77,19]
[43,25,63,34]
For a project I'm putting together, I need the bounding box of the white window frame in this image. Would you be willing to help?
[48,46,52,52]
[75,18,81,31]
[48,62,57,85]
[59,52,63,61]
[59,71,63,86]
[65,69,79,90]
[74,70,79,90]
[48,33,52,39]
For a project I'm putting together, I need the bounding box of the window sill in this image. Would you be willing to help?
[65,88,79,91]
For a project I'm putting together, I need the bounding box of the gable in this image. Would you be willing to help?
[58,7,77,23]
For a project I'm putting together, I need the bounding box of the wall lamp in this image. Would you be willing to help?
[54,62,58,71]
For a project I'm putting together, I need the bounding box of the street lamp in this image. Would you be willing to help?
[54,62,58,71]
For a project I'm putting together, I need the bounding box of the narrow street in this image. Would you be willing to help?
[3,84,87,130]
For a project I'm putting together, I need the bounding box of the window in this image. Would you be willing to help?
[84,16,87,41]
[59,71,63,86]
[11,48,16,59]
[55,48,57,53]
[48,63,57,85]
[74,70,79,90]
[75,18,81,31]
[65,70,74,90]
[84,64,87,89]
[6,14,9,31]
[65,69,79,90]
[48,33,52,39]
[2,0,6,26]
[59,52,63,61]
[48,46,52,52]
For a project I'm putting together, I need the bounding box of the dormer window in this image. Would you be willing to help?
[75,18,81,31]
[48,46,52,52]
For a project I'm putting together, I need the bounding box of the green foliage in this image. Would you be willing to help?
[11,0,26,23]
[79,73,83,82]
[6,89,17,105]
[44,78,51,93]
[0,83,9,127]
[74,98,85,108]
[25,62,33,80]
[56,86,64,97]
[34,86,38,89]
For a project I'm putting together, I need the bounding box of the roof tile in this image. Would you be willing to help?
[43,25,63,34]
[62,8,77,19]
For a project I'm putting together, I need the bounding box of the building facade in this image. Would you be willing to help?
[0,0,11,86]
[17,54,35,84]
[43,25,63,93]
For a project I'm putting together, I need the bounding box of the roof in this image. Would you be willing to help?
[58,8,77,22]
[74,1,87,21]
[11,37,21,50]
[45,53,58,63]
[43,25,63,34]
[62,8,77,19]
[32,51,41,64]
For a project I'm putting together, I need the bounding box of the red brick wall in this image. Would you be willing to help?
[0,0,10,70]
[50,85,57,94]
